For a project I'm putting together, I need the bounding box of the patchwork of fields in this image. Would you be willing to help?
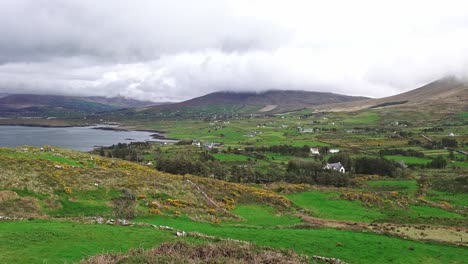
[1,107,467,263]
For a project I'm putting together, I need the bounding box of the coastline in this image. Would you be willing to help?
[0,123,178,141]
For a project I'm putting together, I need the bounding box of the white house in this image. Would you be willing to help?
[323,162,345,173]
[329,149,340,154]
[310,148,320,155]
[192,140,201,147]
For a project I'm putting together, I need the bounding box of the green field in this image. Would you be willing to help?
[287,190,464,224]
[212,153,250,161]
[0,220,181,264]
[135,215,467,264]
[227,205,302,227]
[365,180,418,193]
[0,105,467,263]
[287,191,385,222]
[0,149,86,167]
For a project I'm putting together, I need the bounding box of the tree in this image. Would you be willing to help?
[428,156,447,169]
[441,138,458,148]
[354,157,400,177]
[99,147,105,156]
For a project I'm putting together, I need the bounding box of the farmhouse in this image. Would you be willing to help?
[310,148,320,155]
[323,162,345,173]
[204,142,223,149]
[396,160,408,168]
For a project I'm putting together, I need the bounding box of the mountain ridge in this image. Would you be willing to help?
[134,90,369,115]
[314,77,468,112]
[0,94,161,117]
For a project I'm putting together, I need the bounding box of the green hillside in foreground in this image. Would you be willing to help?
[0,146,467,263]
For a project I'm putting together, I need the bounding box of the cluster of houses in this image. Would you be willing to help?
[191,140,223,149]
[190,139,346,173]
[310,147,346,173]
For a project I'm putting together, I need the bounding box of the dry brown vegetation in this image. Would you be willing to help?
[80,240,308,264]
[0,147,291,220]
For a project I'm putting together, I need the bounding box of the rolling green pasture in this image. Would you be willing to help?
[456,111,468,120]
[212,153,250,161]
[0,220,181,264]
[365,180,418,193]
[0,150,85,167]
[426,190,468,208]
[227,204,302,227]
[341,111,381,125]
[287,191,385,222]
[287,190,464,224]
[136,215,467,264]
[450,161,468,168]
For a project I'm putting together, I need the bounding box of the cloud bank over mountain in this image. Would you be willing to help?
[1,0,468,102]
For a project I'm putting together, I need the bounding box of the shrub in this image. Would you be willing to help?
[428,156,447,169]
[111,189,137,219]
[63,186,73,194]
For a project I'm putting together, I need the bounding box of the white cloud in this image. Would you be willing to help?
[0,0,468,101]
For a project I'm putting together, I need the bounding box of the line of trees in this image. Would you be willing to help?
[379,148,425,158]
[243,144,330,157]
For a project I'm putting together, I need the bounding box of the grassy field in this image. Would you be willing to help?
[227,204,302,227]
[287,191,385,222]
[287,189,464,224]
[0,148,87,167]
[364,180,418,193]
[426,190,468,208]
[135,215,467,264]
[0,105,467,263]
[0,220,183,264]
[1,201,465,264]
[212,153,250,161]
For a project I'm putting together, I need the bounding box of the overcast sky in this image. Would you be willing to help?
[0,0,468,102]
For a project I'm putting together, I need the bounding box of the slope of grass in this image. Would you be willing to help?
[407,205,463,219]
[227,204,302,227]
[135,215,467,264]
[212,153,250,161]
[0,220,181,264]
[287,191,385,222]
[0,149,85,167]
[365,180,418,193]
[342,111,380,125]
[426,190,468,207]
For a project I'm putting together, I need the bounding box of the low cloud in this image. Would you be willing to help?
[1,0,468,101]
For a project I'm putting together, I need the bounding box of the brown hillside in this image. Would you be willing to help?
[136,90,368,114]
[315,77,468,112]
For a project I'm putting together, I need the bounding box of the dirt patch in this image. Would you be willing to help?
[0,196,43,217]
[0,190,19,202]
[259,105,277,112]
[369,223,468,246]
[299,214,468,246]
[81,240,309,264]
[44,196,63,210]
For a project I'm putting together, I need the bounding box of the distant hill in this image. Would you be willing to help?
[84,96,166,108]
[0,94,159,117]
[131,90,368,117]
[315,77,468,112]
